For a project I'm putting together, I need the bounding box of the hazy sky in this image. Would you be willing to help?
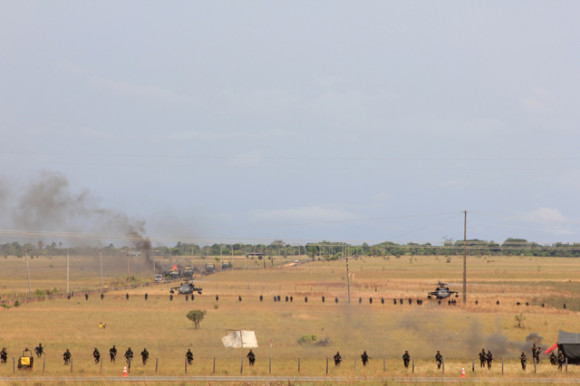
[1,2,580,246]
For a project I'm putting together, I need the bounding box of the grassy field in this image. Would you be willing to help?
[0,254,579,383]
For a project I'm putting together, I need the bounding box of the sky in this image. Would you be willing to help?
[1,1,580,247]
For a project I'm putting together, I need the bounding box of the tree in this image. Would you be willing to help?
[186,310,207,329]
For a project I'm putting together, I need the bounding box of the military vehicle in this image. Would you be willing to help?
[18,349,34,370]
[183,267,193,279]
[428,282,459,299]
[170,280,202,295]
[205,263,215,273]
[154,274,163,283]
[221,261,232,270]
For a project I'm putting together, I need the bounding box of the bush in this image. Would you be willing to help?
[297,334,317,344]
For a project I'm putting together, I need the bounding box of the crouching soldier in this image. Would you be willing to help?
[333,351,342,366]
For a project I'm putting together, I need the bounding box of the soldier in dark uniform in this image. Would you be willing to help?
[402,351,410,369]
[100,293,104,300]
[126,293,129,300]
[533,345,541,364]
[144,293,148,301]
[186,349,194,365]
[247,349,255,366]
[549,352,557,365]
[1,348,7,363]
[333,351,342,366]
[335,297,339,303]
[35,343,44,358]
[557,352,565,371]
[141,348,149,365]
[531,344,537,363]
[520,352,527,370]
[259,294,263,302]
[124,347,133,364]
[63,349,72,365]
[435,350,443,369]
[93,348,100,364]
[85,293,89,301]
[479,348,486,367]
[486,350,493,369]
[109,345,117,362]
[361,351,370,366]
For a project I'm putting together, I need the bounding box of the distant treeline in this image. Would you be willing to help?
[2,238,580,259]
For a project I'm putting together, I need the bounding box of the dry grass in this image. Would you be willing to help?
[0,255,579,381]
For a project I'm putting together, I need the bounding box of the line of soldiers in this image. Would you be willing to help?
[332,350,443,370]
[479,348,493,369]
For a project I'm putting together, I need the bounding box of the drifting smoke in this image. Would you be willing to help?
[2,171,153,267]
[395,310,544,358]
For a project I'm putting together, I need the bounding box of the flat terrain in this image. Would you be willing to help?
[0,254,579,383]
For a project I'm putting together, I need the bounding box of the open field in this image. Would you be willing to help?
[0,254,579,384]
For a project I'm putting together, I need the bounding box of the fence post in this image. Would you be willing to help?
[155,357,158,374]
[326,358,328,374]
[472,359,475,372]
[269,357,272,374]
[533,357,536,374]
[70,358,73,373]
[566,357,568,372]
[43,357,46,373]
[12,357,15,374]
[213,357,216,374]
[298,357,300,373]
[412,357,414,373]
[354,358,356,373]
[100,357,103,374]
[383,357,386,372]
[442,358,445,374]
[185,356,187,373]
[502,358,504,374]
[240,358,243,374]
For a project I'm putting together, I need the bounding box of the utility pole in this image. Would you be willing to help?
[463,210,467,304]
[99,252,104,291]
[346,245,351,304]
[67,251,70,295]
[25,252,32,295]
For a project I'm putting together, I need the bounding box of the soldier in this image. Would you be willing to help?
[534,346,541,364]
[305,296,308,303]
[290,296,293,302]
[321,296,325,303]
[479,348,486,367]
[285,296,289,302]
[169,294,173,301]
[435,350,443,369]
[381,298,385,304]
[100,293,104,300]
[486,350,493,369]
[124,347,134,364]
[126,293,129,300]
[63,349,72,365]
[520,352,527,370]
[247,349,255,366]
[85,293,89,301]
[402,351,410,369]
[0,348,7,363]
[333,351,342,366]
[549,352,557,365]
[238,295,242,302]
[260,294,263,302]
[35,343,44,358]
[141,348,149,365]
[361,351,370,366]
[215,295,219,301]
[144,293,148,301]
[531,344,537,363]
[93,348,100,364]
[369,297,373,304]
[557,352,565,371]
[335,297,339,303]
[109,345,117,362]
[393,298,397,305]
[186,349,194,365]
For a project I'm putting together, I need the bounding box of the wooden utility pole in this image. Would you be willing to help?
[25,252,32,294]
[99,252,104,291]
[346,245,351,304]
[463,210,467,304]
[66,251,70,295]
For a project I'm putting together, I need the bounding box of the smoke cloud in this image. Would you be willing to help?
[1,171,152,266]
